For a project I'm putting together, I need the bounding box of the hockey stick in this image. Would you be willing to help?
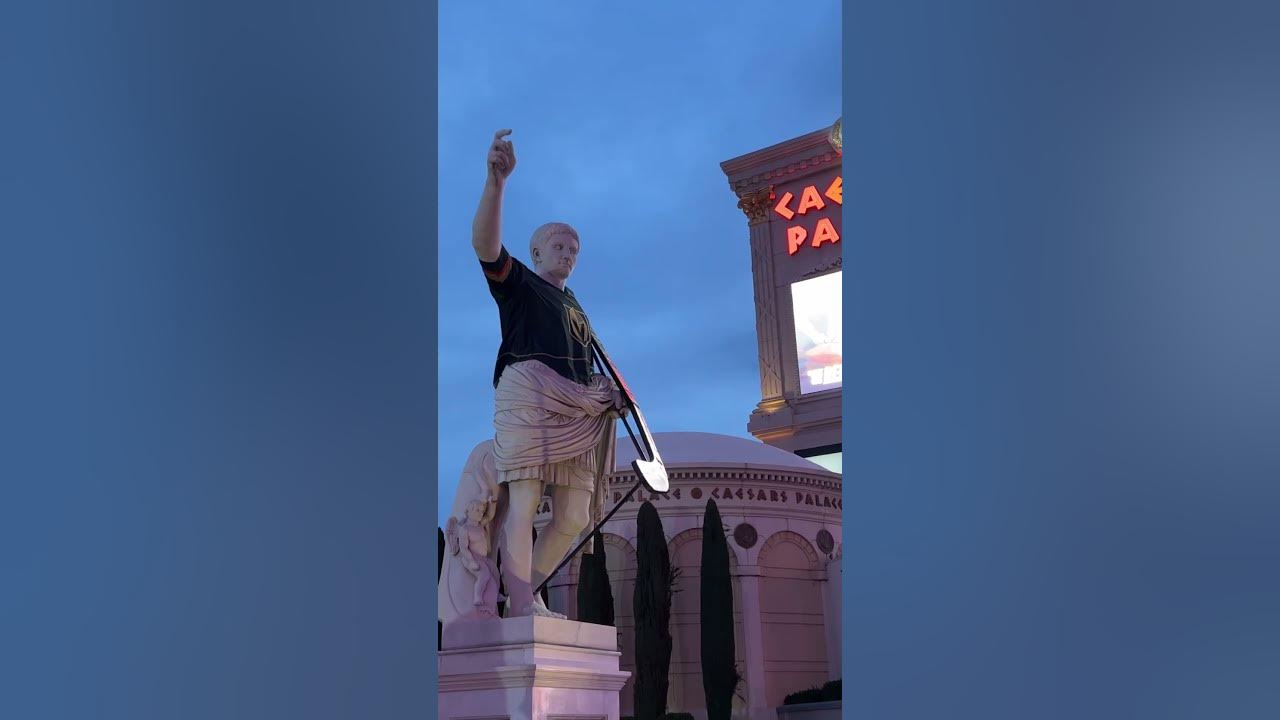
[533,335,668,595]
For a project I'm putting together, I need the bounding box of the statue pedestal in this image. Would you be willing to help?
[438,615,630,720]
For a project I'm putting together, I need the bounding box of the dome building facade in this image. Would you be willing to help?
[535,432,842,720]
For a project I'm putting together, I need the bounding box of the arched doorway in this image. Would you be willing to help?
[758,530,827,707]
[665,526,747,716]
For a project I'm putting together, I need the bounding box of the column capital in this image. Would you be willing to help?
[736,185,775,226]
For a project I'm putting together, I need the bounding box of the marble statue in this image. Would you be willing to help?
[438,129,625,631]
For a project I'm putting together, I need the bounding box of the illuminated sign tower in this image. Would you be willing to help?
[721,120,842,471]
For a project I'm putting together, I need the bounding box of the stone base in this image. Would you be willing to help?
[438,615,630,720]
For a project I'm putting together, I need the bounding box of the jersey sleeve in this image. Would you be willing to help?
[479,245,526,300]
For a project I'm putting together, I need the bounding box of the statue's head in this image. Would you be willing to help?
[529,222,580,284]
[465,495,495,525]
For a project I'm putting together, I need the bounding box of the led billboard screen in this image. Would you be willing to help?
[792,271,842,394]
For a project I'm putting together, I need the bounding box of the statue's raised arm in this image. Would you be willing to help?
[471,129,516,263]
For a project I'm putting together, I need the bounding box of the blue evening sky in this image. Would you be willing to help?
[437,2,841,525]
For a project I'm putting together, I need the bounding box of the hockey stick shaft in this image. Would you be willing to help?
[534,477,642,595]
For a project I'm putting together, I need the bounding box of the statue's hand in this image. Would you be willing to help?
[611,387,630,418]
[487,129,516,185]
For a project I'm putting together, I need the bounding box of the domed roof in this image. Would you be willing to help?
[613,431,837,476]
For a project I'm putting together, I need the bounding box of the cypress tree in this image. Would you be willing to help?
[594,531,615,627]
[577,531,616,626]
[438,526,445,580]
[633,501,672,720]
[700,500,738,720]
[576,533,600,622]
[534,525,549,607]
[438,527,445,648]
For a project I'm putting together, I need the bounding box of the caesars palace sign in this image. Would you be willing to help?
[536,483,843,517]
[775,174,841,256]
[618,484,840,510]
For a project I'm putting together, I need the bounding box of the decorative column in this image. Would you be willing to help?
[735,186,786,412]
[735,567,771,720]
[822,554,842,680]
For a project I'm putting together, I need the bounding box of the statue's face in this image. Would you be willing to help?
[533,232,579,282]
[467,502,485,523]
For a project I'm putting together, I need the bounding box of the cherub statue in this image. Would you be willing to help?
[446,494,500,618]
[439,440,508,628]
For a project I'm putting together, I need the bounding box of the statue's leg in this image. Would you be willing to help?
[531,484,592,591]
[499,477,543,617]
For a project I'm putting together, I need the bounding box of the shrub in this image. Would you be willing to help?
[782,678,842,705]
[783,687,826,705]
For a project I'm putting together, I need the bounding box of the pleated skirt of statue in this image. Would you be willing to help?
[491,360,616,528]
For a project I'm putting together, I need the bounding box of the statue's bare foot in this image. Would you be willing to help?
[504,595,567,619]
[530,594,566,619]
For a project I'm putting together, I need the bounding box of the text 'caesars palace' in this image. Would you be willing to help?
[533,120,843,720]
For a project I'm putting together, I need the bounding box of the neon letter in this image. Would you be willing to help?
[773,192,795,220]
[787,225,808,255]
[811,217,839,248]
[825,176,842,205]
[796,185,826,215]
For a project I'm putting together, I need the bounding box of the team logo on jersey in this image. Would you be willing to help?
[566,306,591,345]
